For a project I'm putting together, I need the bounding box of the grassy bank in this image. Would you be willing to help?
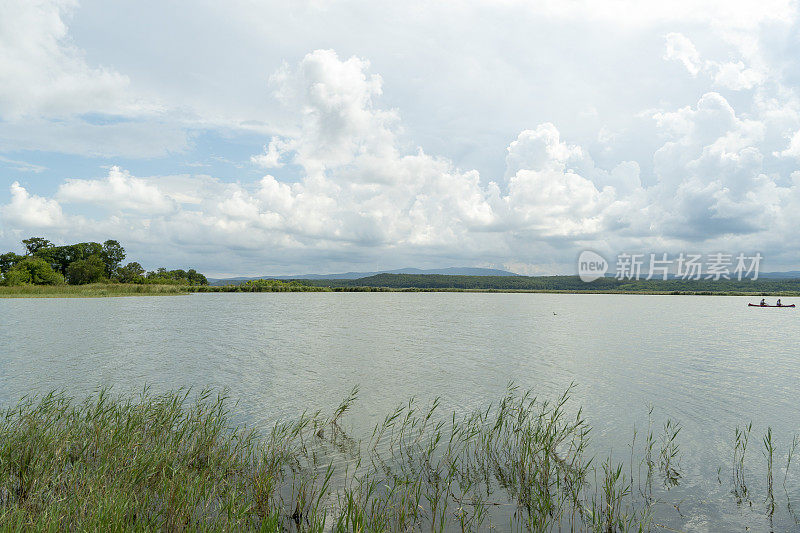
[0,386,795,530]
[0,283,192,298]
[4,278,800,297]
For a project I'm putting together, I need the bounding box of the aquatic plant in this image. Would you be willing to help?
[733,422,752,503]
[0,385,796,531]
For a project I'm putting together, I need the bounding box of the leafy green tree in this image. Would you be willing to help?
[116,262,146,283]
[35,247,70,274]
[72,242,103,261]
[37,242,103,275]
[100,240,126,277]
[186,269,208,285]
[22,237,54,255]
[66,255,106,285]
[2,237,208,287]
[0,252,23,274]
[3,257,64,285]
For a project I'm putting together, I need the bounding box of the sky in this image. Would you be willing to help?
[1,0,800,276]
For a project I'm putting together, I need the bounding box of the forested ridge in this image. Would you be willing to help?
[298,273,800,293]
[0,237,207,286]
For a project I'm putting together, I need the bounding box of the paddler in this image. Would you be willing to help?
[777,299,782,307]
[760,298,767,306]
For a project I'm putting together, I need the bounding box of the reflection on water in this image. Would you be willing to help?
[1,292,799,530]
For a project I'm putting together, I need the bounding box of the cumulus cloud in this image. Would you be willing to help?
[2,182,66,228]
[57,166,176,215]
[250,138,288,168]
[663,32,766,91]
[0,50,640,271]
[712,60,764,91]
[268,49,398,174]
[646,92,799,244]
[3,42,800,273]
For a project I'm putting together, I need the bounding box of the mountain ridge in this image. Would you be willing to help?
[208,266,519,285]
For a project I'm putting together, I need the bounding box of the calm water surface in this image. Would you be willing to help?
[1,292,799,531]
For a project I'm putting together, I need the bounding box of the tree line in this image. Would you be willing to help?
[0,237,208,286]
[298,272,800,293]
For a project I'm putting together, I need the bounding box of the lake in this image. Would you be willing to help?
[2,292,799,531]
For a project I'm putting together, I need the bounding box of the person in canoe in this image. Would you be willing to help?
[777,299,782,307]
[760,298,767,306]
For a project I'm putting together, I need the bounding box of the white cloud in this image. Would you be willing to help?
[0,51,636,270]
[664,32,702,76]
[2,181,66,228]
[3,0,800,273]
[712,60,764,90]
[57,166,176,214]
[0,156,46,173]
[0,0,153,119]
[269,49,398,174]
[0,0,185,157]
[250,138,287,168]
[5,49,800,273]
[777,130,800,158]
[647,92,798,244]
[663,32,766,91]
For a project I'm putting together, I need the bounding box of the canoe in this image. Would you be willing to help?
[748,303,795,307]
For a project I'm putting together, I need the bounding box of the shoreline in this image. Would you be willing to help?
[0,283,192,298]
[2,283,799,298]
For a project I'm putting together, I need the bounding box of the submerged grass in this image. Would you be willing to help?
[0,386,795,531]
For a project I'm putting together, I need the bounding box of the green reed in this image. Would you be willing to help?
[0,384,796,531]
[764,427,775,517]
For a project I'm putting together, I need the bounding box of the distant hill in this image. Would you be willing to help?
[209,269,800,287]
[759,271,800,279]
[208,267,517,286]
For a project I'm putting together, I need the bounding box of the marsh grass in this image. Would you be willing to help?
[0,385,796,531]
[0,283,190,298]
[4,282,800,297]
[763,427,777,523]
[733,422,752,504]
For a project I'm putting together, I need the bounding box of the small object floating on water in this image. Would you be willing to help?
[747,303,795,308]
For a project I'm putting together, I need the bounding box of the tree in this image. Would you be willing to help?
[116,262,146,283]
[0,252,23,274]
[22,237,54,256]
[186,269,208,285]
[37,242,103,275]
[36,246,72,275]
[66,255,106,285]
[3,257,64,285]
[100,240,126,277]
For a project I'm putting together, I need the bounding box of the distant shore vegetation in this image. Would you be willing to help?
[0,237,208,287]
[296,273,800,296]
[3,237,799,297]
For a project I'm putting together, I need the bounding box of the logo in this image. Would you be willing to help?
[578,250,608,282]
